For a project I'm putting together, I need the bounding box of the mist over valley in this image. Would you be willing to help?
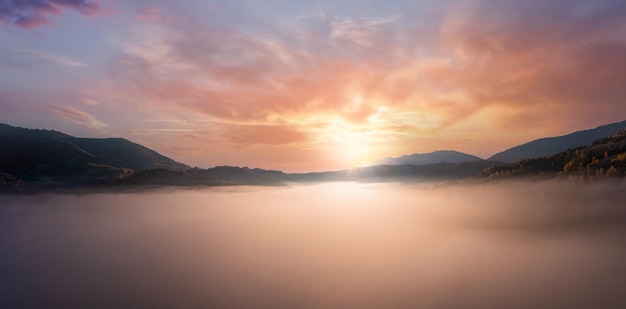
[2,182,625,308]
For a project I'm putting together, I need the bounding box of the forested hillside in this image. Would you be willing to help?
[480,130,626,180]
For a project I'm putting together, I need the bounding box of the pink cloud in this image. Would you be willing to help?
[95,0,626,169]
[1,0,99,29]
[137,6,161,22]
[227,125,309,146]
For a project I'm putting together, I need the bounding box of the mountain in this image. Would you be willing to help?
[3,122,624,193]
[376,150,484,166]
[1,123,501,192]
[71,137,188,170]
[287,160,496,183]
[0,123,187,184]
[0,171,23,188]
[489,120,626,162]
[0,123,292,191]
[117,166,286,187]
[480,129,626,180]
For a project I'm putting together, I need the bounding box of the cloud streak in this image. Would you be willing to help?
[85,0,624,169]
[0,0,99,28]
[3,0,626,170]
[50,105,107,130]
[14,48,87,67]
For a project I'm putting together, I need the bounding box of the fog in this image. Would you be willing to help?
[1,181,626,308]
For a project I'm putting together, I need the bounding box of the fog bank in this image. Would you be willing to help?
[1,181,625,308]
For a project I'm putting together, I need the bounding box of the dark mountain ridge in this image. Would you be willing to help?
[0,123,188,183]
[2,122,626,193]
[376,150,484,166]
[0,123,290,191]
[286,160,497,183]
[481,129,626,180]
[71,137,188,171]
[489,120,626,162]
[118,166,286,187]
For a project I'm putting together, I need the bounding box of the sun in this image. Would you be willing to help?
[314,116,384,168]
[324,128,374,167]
[340,135,372,166]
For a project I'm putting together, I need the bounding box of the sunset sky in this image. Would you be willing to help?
[1,0,626,171]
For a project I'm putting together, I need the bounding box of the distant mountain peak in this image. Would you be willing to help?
[376,150,483,166]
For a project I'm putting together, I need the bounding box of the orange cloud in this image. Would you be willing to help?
[227,125,309,146]
[88,0,626,170]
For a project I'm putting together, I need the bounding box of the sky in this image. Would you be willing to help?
[1,0,626,172]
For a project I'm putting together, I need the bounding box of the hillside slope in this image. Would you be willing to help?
[481,129,626,180]
[71,137,188,170]
[489,120,626,162]
[0,123,187,183]
[288,160,496,183]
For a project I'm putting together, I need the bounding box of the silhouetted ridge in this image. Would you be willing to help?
[71,137,188,170]
[0,123,187,186]
[377,150,483,166]
[489,120,626,162]
[118,166,285,187]
[2,122,626,193]
[481,129,626,180]
[0,124,115,182]
[287,160,496,183]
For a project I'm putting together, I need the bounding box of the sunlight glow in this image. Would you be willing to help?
[314,119,377,167]
[339,136,371,167]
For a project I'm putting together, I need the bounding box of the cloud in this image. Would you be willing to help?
[437,0,626,126]
[13,48,87,67]
[227,124,309,146]
[136,6,161,22]
[92,0,626,168]
[50,105,107,130]
[0,0,99,29]
[105,17,408,126]
[83,98,99,106]
[330,15,398,46]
